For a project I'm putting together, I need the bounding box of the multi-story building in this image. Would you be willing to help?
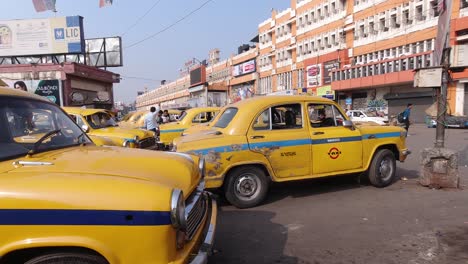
[138,0,468,122]
[257,0,468,122]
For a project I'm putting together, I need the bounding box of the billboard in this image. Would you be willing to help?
[306,64,322,88]
[232,59,256,77]
[5,79,63,106]
[190,65,206,87]
[0,16,84,57]
[85,37,123,67]
[323,60,339,84]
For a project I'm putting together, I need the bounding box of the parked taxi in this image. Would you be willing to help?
[0,87,217,264]
[159,107,219,149]
[64,107,157,149]
[173,95,411,208]
[118,110,146,129]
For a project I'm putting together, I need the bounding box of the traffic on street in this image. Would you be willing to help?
[1,0,468,263]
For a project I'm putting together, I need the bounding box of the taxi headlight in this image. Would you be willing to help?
[198,158,206,179]
[122,140,129,147]
[170,189,186,230]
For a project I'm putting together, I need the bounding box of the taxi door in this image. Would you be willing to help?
[247,103,311,178]
[307,103,363,175]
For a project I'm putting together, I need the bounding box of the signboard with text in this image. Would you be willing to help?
[5,79,63,106]
[232,59,256,77]
[0,16,84,57]
[323,60,339,84]
[306,64,322,88]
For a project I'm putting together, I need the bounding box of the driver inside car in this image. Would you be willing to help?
[315,109,335,127]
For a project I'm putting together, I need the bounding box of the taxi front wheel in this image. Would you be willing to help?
[225,166,269,209]
[368,149,396,187]
[25,252,108,264]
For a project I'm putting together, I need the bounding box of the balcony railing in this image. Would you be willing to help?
[332,52,433,81]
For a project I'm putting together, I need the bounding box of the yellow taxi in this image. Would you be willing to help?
[159,107,219,149]
[118,110,146,129]
[63,107,157,149]
[173,95,411,208]
[0,87,217,264]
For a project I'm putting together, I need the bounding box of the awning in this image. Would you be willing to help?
[188,84,205,93]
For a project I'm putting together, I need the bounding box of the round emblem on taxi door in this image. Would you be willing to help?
[328,147,341,159]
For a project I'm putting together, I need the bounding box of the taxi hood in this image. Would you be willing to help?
[90,127,154,140]
[6,146,200,196]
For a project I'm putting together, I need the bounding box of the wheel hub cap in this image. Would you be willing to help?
[236,176,258,197]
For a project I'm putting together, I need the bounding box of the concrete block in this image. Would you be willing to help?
[420,147,460,189]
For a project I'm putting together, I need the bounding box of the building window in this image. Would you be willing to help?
[462,0,468,8]
[403,10,411,25]
[380,18,388,32]
[430,0,440,17]
[416,5,424,21]
[391,14,400,28]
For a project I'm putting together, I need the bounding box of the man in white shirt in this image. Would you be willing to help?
[143,107,159,135]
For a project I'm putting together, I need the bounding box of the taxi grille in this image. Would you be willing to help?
[185,181,207,241]
[186,195,206,240]
[138,137,156,149]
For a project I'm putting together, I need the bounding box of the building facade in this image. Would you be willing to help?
[137,0,468,122]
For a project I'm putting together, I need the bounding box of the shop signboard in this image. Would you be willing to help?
[0,16,84,57]
[306,64,322,88]
[316,85,335,100]
[323,60,339,84]
[5,79,63,106]
[232,59,256,77]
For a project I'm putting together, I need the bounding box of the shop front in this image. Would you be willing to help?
[230,82,255,103]
[0,62,119,109]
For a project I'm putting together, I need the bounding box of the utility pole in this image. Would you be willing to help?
[419,0,459,189]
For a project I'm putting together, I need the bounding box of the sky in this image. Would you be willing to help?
[0,0,290,103]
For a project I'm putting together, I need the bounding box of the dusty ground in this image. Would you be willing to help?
[211,125,468,264]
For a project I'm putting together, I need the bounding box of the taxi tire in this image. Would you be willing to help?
[225,166,269,209]
[24,252,108,264]
[368,149,396,188]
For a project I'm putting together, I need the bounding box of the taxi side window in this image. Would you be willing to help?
[253,104,303,130]
[308,104,344,128]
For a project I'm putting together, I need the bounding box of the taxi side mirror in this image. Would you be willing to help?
[343,120,354,128]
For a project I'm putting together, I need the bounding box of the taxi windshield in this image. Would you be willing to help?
[213,107,238,128]
[86,112,117,129]
[0,97,92,160]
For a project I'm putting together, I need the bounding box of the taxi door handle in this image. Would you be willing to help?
[313,131,324,135]
[250,135,265,139]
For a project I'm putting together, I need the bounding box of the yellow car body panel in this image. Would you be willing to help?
[159,107,219,146]
[0,88,218,264]
[64,107,156,149]
[174,96,410,189]
[118,110,147,129]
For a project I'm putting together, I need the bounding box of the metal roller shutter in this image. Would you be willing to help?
[387,96,435,123]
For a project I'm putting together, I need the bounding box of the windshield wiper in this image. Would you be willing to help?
[28,129,61,155]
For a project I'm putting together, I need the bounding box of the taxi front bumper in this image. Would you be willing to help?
[400,149,411,162]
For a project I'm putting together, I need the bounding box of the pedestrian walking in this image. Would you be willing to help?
[143,107,159,135]
[402,103,413,136]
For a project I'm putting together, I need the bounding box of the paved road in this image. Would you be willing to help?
[211,125,468,264]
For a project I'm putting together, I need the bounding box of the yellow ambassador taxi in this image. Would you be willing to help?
[159,107,219,149]
[64,107,157,149]
[0,87,217,264]
[173,95,411,208]
[118,110,146,129]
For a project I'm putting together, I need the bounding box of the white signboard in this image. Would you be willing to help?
[0,16,84,57]
[306,64,322,88]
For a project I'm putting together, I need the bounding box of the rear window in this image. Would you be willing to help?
[213,108,238,128]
